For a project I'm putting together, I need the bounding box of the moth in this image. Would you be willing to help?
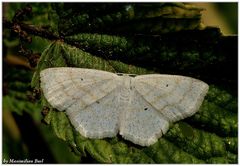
[40,67,209,146]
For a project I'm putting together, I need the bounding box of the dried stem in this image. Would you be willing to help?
[3,18,59,41]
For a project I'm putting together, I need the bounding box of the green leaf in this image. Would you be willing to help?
[32,41,237,163]
[189,100,237,137]
[206,85,237,113]
[55,3,203,35]
[64,28,235,83]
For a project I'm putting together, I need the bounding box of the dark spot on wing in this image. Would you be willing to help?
[166,84,168,87]
[81,78,84,81]
[96,101,100,104]
[144,107,148,111]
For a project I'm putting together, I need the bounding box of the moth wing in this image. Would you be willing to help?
[40,67,122,138]
[133,74,209,123]
[40,67,119,111]
[119,90,170,146]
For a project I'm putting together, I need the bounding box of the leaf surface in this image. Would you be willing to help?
[32,41,237,163]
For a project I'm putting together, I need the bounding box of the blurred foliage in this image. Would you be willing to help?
[215,3,238,34]
[3,2,237,164]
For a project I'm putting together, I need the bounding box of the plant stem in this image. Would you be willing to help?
[3,18,59,40]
